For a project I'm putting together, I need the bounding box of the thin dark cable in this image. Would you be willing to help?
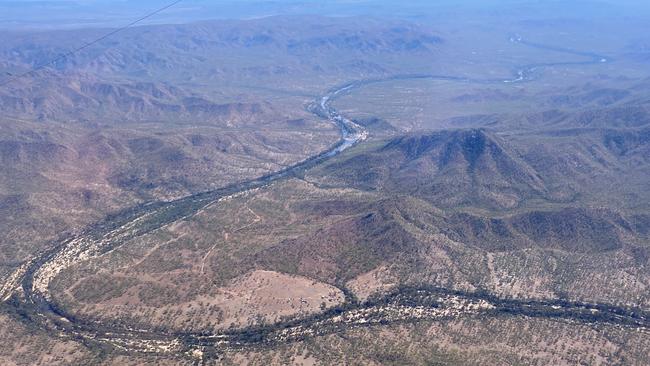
[0,0,183,87]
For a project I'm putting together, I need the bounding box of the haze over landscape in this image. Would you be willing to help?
[0,0,649,365]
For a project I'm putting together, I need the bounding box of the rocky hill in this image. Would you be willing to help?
[313,129,547,209]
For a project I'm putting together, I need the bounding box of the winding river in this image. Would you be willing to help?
[1,37,647,361]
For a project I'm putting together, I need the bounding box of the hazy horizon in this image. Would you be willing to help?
[1,0,649,30]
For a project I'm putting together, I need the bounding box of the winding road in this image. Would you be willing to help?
[1,37,646,362]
